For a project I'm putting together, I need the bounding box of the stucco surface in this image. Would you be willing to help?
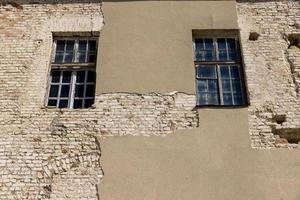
[100,108,300,200]
[97,0,238,94]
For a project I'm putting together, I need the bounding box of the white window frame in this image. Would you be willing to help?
[46,37,98,109]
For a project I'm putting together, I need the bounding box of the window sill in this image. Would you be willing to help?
[41,105,96,111]
[195,104,249,109]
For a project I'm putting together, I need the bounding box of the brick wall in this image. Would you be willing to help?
[237,0,300,148]
[0,2,198,199]
[1,0,300,199]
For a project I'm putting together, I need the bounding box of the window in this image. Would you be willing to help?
[47,38,97,108]
[194,36,246,106]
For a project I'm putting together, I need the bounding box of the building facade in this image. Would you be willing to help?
[0,0,300,199]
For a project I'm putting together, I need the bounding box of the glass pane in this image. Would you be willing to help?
[230,66,240,78]
[227,39,236,52]
[85,85,95,97]
[197,80,207,92]
[88,54,96,63]
[220,66,230,78]
[54,52,64,63]
[48,99,57,107]
[78,52,87,63]
[84,99,94,108]
[218,50,227,60]
[74,99,83,109]
[195,39,204,50]
[62,71,71,83]
[66,41,74,51]
[87,71,96,82]
[79,40,87,51]
[49,85,59,97]
[59,100,68,108]
[208,80,218,92]
[233,94,243,105]
[51,71,60,83]
[64,52,73,63]
[60,85,70,97]
[204,39,213,49]
[217,38,226,50]
[207,93,219,105]
[197,92,207,105]
[88,40,96,51]
[203,50,214,61]
[56,40,65,51]
[221,79,231,92]
[195,52,204,61]
[197,65,216,78]
[223,93,233,105]
[76,71,86,83]
[228,51,237,60]
[232,79,242,93]
[75,85,84,97]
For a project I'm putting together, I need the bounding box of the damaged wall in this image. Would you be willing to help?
[237,0,300,148]
[0,1,105,199]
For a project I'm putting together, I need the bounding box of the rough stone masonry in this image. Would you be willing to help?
[0,0,300,199]
[0,1,198,199]
[237,0,300,148]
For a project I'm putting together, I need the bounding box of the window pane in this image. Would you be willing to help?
[207,93,219,105]
[227,39,236,52]
[85,85,95,97]
[197,80,207,92]
[88,40,96,51]
[48,99,57,107]
[59,100,68,108]
[51,71,60,83]
[79,40,87,51]
[78,52,87,63]
[220,66,230,78]
[228,51,237,60]
[88,54,96,63]
[60,85,70,97]
[230,66,240,79]
[87,71,96,82]
[64,52,73,63]
[66,41,74,51]
[56,40,65,51]
[62,71,71,83]
[197,93,207,105]
[204,39,213,49]
[74,99,83,109]
[223,93,233,105]
[208,80,218,92]
[221,79,231,92]
[218,50,227,60]
[55,52,64,63]
[195,52,204,61]
[232,79,242,93]
[203,50,214,61]
[217,38,226,50]
[76,71,86,83]
[197,65,216,78]
[195,39,204,50]
[75,85,84,97]
[49,85,59,97]
[233,94,243,105]
[84,99,94,108]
